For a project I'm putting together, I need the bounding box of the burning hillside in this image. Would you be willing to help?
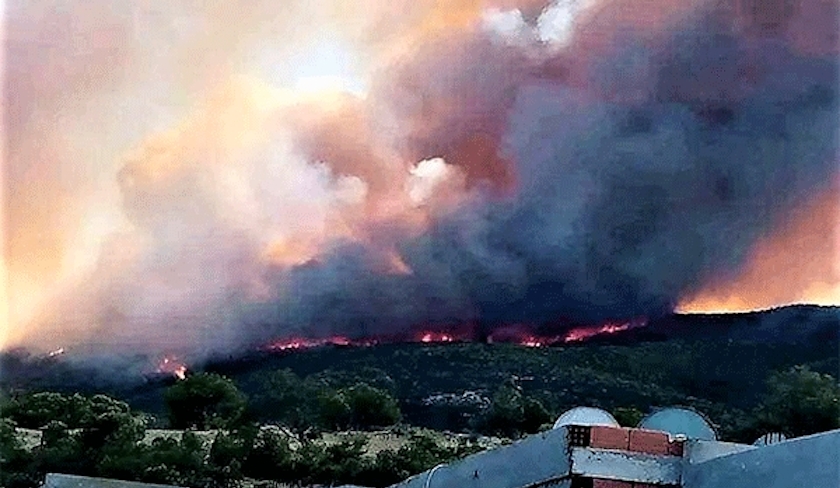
[152,318,650,379]
[2,305,835,391]
[261,317,649,352]
[2,0,838,360]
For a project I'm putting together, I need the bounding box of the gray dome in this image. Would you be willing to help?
[553,407,620,429]
[638,407,716,440]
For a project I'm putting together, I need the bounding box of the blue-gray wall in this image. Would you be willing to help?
[682,430,840,488]
[44,474,183,488]
[389,428,572,488]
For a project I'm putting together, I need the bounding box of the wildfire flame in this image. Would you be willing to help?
[157,356,188,380]
[417,331,460,343]
[561,322,632,343]
[520,337,548,348]
[261,318,649,353]
[488,318,648,347]
[262,335,369,352]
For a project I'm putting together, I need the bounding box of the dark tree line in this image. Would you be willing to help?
[1,352,838,488]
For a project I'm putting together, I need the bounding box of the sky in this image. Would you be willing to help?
[2,0,838,356]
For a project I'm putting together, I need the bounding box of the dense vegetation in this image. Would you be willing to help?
[1,363,836,488]
[0,386,482,488]
[1,331,838,487]
[200,337,838,441]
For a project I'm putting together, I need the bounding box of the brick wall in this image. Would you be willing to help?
[587,426,684,457]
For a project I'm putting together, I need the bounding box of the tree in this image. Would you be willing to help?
[343,383,401,429]
[78,395,145,453]
[2,392,73,429]
[34,423,91,477]
[164,373,247,430]
[754,366,840,438]
[241,429,295,482]
[1,392,135,431]
[0,418,39,488]
[483,382,525,436]
[317,389,353,431]
[293,436,370,486]
[206,426,258,488]
[88,412,148,480]
[521,397,552,434]
[135,432,213,488]
[0,391,149,485]
[473,379,552,437]
[249,369,322,439]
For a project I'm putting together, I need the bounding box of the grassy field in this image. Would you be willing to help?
[14,425,506,456]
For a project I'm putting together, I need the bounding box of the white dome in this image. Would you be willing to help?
[553,407,620,429]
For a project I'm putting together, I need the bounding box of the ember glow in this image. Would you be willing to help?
[261,329,477,352]
[487,319,648,347]
[262,336,357,352]
[4,0,837,358]
[487,325,558,345]
[157,356,188,380]
[419,332,454,343]
[561,322,633,343]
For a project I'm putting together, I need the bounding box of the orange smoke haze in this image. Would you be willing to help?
[677,178,840,313]
[0,0,502,350]
[0,0,7,353]
[3,0,838,355]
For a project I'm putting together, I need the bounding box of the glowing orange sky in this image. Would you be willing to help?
[677,178,840,313]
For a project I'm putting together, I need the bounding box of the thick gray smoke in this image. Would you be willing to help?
[239,7,839,344]
[5,0,839,358]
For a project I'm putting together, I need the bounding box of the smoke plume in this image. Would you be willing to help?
[3,0,838,357]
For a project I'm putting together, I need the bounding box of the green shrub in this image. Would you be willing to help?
[521,397,552,434]
[241,429,295,482]
[476,380,551,437]
[164,373,247,430]
[343,384,401,429]
[248,369,321,439]
[355,432,484,487]
[0,418,39,488]
[754,366,840,438]
[135,432,212,487]
[317,389,353,430]
[293,436,369,486]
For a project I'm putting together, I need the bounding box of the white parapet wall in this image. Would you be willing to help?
[570,447,682,484]
[44,474,184,488]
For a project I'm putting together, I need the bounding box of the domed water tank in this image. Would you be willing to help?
[553,406,620,429]
[638,407,716,440]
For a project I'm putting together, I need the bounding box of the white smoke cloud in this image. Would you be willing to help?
[407,157,464,206]
[482,8,533,46]
[536,0,594,47]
